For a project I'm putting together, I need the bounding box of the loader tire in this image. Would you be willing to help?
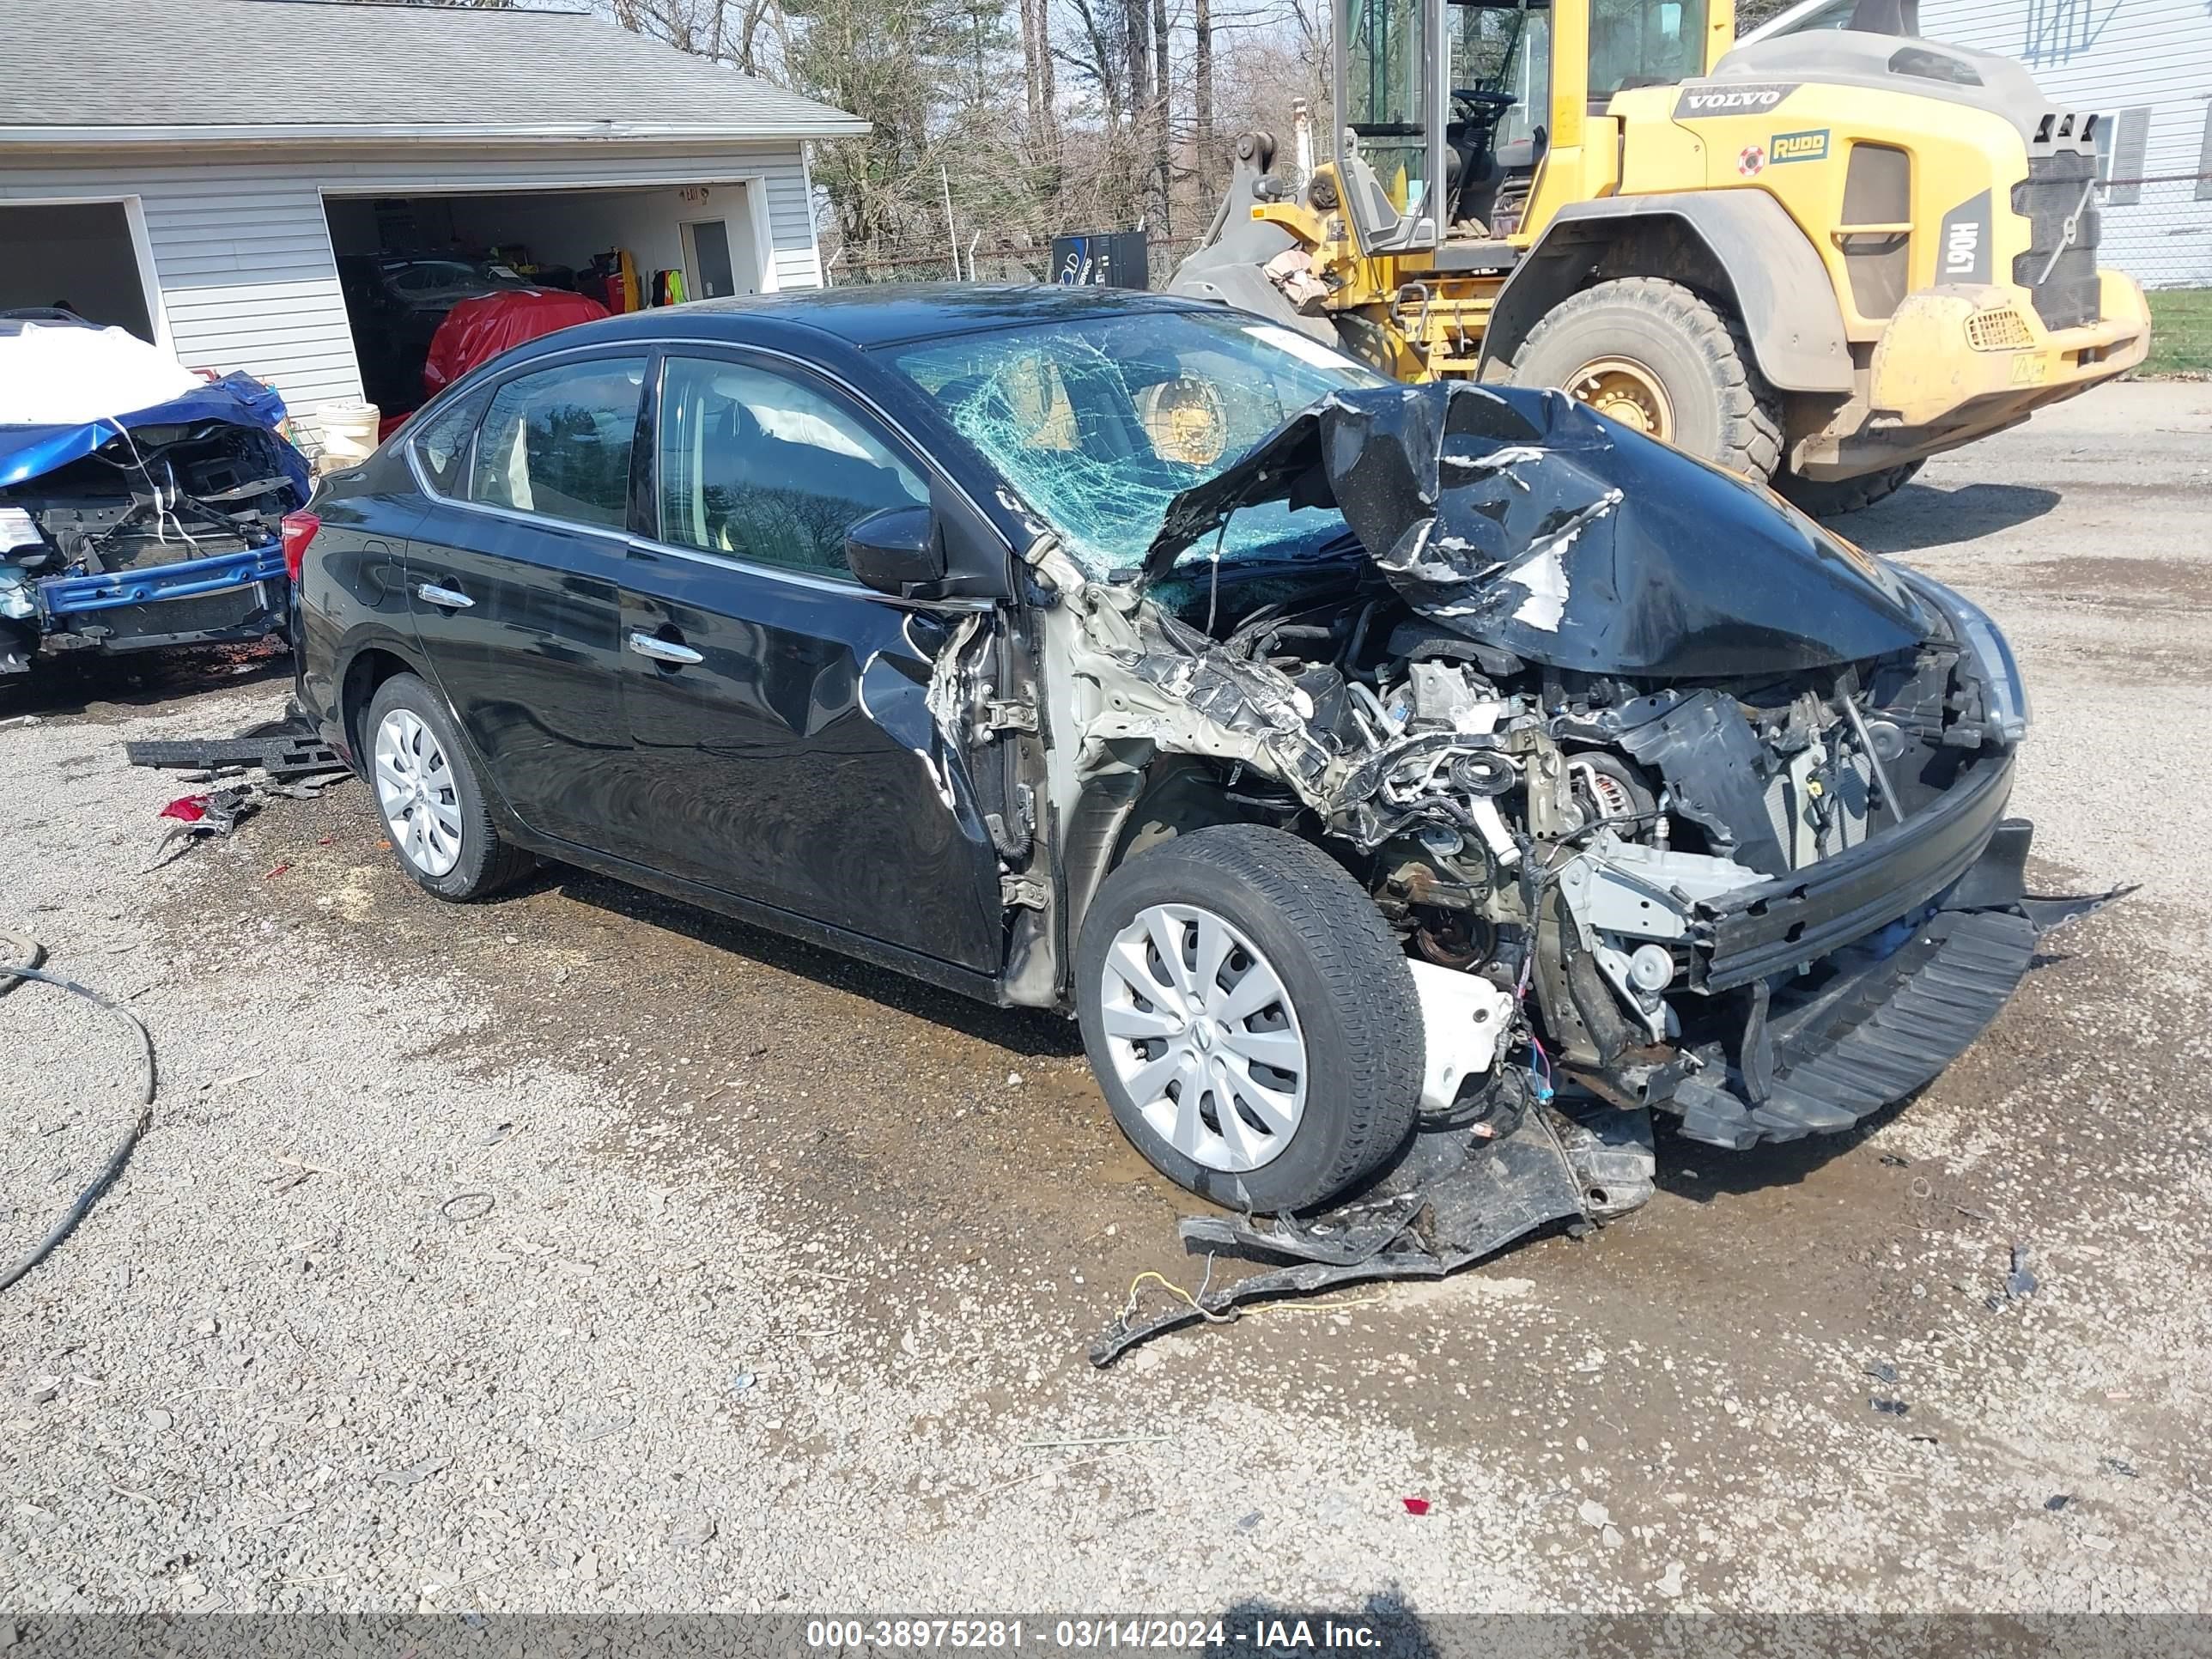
[1510,276,1784,483]
[1776,460,1924,518]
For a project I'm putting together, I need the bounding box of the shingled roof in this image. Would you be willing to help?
[3,0,866,142]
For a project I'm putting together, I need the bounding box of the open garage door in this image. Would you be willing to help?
[323,182,768,418]
[0,202,158,343]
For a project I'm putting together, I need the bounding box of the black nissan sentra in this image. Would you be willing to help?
[290,285,2073,1224]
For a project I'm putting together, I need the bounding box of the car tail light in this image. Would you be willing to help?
[281,512,321,582]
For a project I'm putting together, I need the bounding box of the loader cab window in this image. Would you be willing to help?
[1343,0,1433,221]
[1589,0,1705,98]
[1444,2,1550,228]
[1490,2,1550,150]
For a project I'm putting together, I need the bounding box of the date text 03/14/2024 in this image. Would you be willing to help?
[803,1619,1388,1650]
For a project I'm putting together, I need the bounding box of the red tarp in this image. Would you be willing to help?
[421,289,610,402]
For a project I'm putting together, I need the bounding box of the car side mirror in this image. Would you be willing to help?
[846,504,947,597]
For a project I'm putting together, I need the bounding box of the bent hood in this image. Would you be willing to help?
[1145,382,1933,679]
[0,373,306,495]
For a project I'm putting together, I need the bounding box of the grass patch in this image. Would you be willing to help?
[2142,288,2212,377]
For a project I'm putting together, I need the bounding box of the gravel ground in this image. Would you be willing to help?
[3,383,2209,1621]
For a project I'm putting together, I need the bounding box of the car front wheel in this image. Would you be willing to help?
[1076,823,1424,1212]
[363,672,532,902]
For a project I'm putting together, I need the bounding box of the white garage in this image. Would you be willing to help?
[3,0,866,446]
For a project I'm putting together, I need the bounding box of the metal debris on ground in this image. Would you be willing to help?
[2100,1456,2138,1479]
[1865,1361,1899,1383]
[2006,1240,2039,1299]
[130,709,349,864]
[1089,1102,1654,1366]
[1872,1398,1911,1417]
[439,1192,495,1223]
[151,784,261,857]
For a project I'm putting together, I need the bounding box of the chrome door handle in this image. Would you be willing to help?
[416,582,474,609]
[627,630,702,665]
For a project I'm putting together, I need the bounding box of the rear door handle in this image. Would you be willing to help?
[416,582,474,610]
[628,630,702,666]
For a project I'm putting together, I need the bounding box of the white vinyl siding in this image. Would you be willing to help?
[1918,0,2212,286]
[0,140,826,432]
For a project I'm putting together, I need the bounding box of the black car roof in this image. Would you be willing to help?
[573,282,1218,352]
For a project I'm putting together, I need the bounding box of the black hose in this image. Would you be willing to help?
[0,944,157,1293]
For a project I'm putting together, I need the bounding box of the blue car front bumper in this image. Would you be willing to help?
[27,540,289,658]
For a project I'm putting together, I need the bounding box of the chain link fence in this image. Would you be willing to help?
[2097,170,2212,293]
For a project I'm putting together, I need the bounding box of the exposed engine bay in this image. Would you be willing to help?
[0,325,306,676]
[4,421,298,574]
[1030,381,2114,1361]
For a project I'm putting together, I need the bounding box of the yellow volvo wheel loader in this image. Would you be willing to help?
[1171,0,2150,512]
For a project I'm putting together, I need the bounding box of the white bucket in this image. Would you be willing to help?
[316,399,381,471]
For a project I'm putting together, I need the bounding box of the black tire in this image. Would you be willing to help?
[1075,823,1424,1212]
[362,672,532,902]
[1509,276,1784,483]
[1775,459,1924,518]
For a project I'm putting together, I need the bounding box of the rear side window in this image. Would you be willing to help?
[471,356,647,532]
[656,354,927,577]
[410,392,483,498]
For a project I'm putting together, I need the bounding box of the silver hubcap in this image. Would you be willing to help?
[1099,903,1309,1173]
[374,708,464,878]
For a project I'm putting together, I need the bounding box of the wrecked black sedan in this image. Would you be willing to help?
[293,286,2069,1218]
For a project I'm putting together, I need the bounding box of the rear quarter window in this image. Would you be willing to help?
[410,393,484,499]
[470,356,647,531]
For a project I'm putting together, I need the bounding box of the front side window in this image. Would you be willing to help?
[890,308,1388,580]
[470,356,647,531]
[656,356,927,577]
[1589,0,1705,99]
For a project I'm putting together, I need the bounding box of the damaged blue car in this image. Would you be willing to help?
[0,317,309,678]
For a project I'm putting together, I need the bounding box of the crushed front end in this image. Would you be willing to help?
[1,366,306,678]
[1058,380,2090,1168]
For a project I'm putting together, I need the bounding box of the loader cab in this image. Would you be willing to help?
[1336,0,1717,250]
[1337,0,1559,251]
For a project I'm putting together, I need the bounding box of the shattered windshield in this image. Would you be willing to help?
[889,311,1388,581]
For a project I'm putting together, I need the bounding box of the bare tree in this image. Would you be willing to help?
[1193,0,1217,196]
[1021,0,1061,159]
[571,0,1332,278]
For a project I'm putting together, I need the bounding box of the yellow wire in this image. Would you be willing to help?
[1122,1269,1237,1325]
[1121,1270,1393,1326]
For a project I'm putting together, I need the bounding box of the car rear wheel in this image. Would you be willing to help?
[364,673,532,902]
[1076,823,1424,1212]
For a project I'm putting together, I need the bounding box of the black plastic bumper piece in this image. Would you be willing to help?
[1696,750,2018,993]
[1088,1105,1656,1366]
[1674,906,2039,1152]
[124,723,345,783]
